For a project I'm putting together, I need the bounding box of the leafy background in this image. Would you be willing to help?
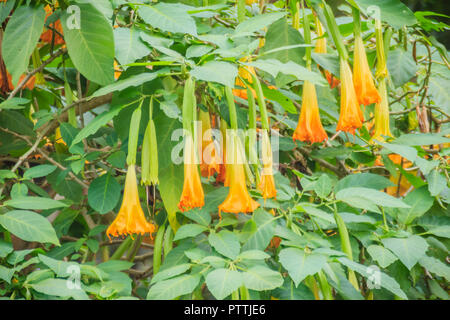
[0,0,449,300]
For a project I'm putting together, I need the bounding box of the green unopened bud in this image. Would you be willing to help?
[141,119,159,186]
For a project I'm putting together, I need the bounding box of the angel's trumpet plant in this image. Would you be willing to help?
[293,80,328,143]
[352,9,381,106]
[106,164,156,240]
[258,130,277,200]
[178,77,204,212]
[107,105,155,240]
[218,87,260,215]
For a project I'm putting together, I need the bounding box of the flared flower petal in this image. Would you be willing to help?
[336,59,364,134]
[353,36,380,106]
[106,164,155,240]
[370,79,392,143]
[218,134,259,215]
[293,80,328,143]
[178,135,205,212]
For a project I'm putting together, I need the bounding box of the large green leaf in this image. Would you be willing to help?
[279,248,327,286]
[260,18,305,65]
[335,173,395,192]
[23,165,57,180]
[397,186,434,225]
[154,111,184,231]
[0,210,59,245]
[352,0,417,29]
[150,263,191,284]
[87,173,121,214]
[381,235,429,270]
[191,61,238,87]
[92,72,160,97]
[205,268,243,300]
[393,133,450,146]
[243,266,283,291]
[147,274,200,300]
[31,278,89,300]
[5,197,68,210]
[2,5,45,86]
[242,209,277,251]
[208,230,240,260]
[367,245,398,268]
[61,3,114,85]
[419,256,450,282]
[337,257,407,299]
[387,48,418,87]
[235,12,286,34]
[114,27,151,66]
[336,187,409,213]
[138,3,197,36]
[173,224,208,241]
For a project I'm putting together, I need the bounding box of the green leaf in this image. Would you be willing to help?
[427,170,447,197]
[2,5,45,86]
[259,18,305,66]
[243,209,277,251]
[173,224,208,241]
[367,245,398,268]
[247,59,326,86]
[71,105,125,146]
[31,278,89,300]
[394,133,450,146]
[243,265,283,291]
[186,45,213,58]
[10,183,28,199]
[237,250,270,261]
[23,165,57,180]
[97,260,134,273]
[88,173,121,214]
[311,52,340,77]
[154,111,183,231]
[387,48,417,87]
[181,208,211,226]
[397,186,434,225]
[336,187,409,212]
[279,248,327,286]
[335,173,395,192]
[337,257,407,299]
[92,71,159,98]
[206,268,243,300]
[261,85,297,114]
[0,240,13,258]
[235,12,286,34]
[114,27,151,67]
[208,230,240,260]
[273,278,315,300]
[0,98,30,110]
[0,210,59,245]
[419,256,450,282]
[4,197,68,210]
[0,0,15,25]
[314,174,333,198]
[191,61,238,87]
[353,0,417,29]
[147,274,200,300]
[138,3,197,36]
[381,235,429,270]
[151,263,191,284]
[38,254,77,277]
[379,142,418,162]
[0,265,15,284]
[61,3,114,85]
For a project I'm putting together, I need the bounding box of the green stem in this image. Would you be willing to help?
[239,285,250,300]
[225,86,238,130]
[126,234,142,262]
[110,236,133,260]
[163,225,174,258]
[302,1,312,69]
[249,73,269,130]
[237,0,246,23]
[126,101,143,165]
[352,7,361,38]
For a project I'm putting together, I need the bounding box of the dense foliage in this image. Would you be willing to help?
[0,0,449,300]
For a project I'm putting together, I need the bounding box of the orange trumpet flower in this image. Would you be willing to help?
[40,5,65,45]
[336,58,364,134]
[178,134,205,212]
[218,134,260,215]
[258,130,276,199]
[353,35,380,106]
[106,164,155,240]
[293,80,328,143]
